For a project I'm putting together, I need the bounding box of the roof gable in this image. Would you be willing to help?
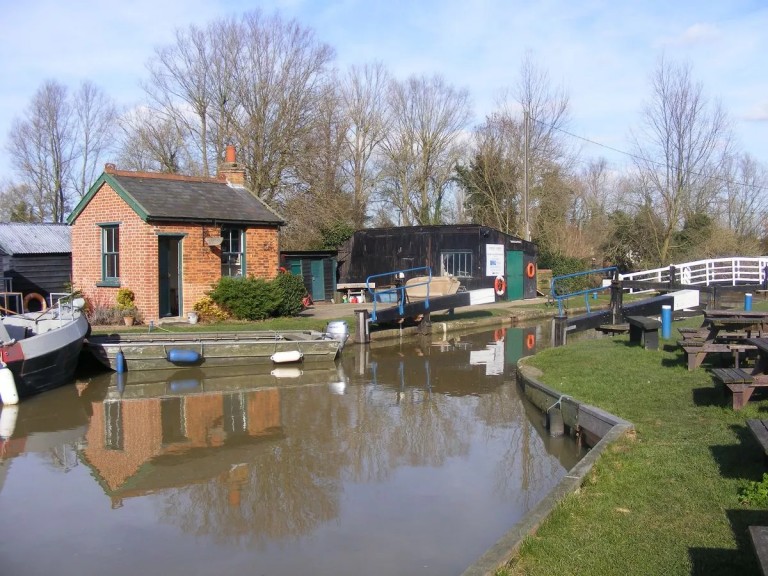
[68,169,284,226]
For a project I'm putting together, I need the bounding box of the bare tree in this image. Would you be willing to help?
[8,80,74,222]
[72,81,117,196]
[379,74,471,225]
[460,53,571,241]
[630,57,732,264]
[116,107,189,173]
[719,152,768,239]
[340,62,391,228]
[7,80,116,222]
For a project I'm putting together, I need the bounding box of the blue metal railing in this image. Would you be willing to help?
[366,266,432,322]
[551,266,618,316]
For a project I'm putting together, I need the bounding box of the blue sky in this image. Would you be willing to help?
[1,0,767,180]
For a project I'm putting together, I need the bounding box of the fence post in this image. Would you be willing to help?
[354,309,370,344]
[610,274,623,325]
[669,265,677,289]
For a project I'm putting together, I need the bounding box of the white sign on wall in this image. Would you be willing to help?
[485,244,504,276]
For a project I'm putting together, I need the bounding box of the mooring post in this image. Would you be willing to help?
[354,309,370,344]
[610,271,623,325]
[552,314,568,347]
[669,265,677,289]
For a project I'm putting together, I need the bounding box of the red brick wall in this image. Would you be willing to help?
[71,182,281,322]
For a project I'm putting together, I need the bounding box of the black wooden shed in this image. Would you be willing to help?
[0,223,72,311]
[337,225,538,300]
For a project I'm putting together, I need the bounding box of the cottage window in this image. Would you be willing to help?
[441,250,473,278]
[221,228,245,277]
[101,225,120,284]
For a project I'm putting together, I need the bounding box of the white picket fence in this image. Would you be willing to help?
[615,257,768,291]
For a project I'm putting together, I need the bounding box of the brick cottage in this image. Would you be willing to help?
[67,146,284,322]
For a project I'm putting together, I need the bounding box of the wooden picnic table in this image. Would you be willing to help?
[710,337,768,409]
[679,310,766,370]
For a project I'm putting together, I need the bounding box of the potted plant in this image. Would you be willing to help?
[116,288,137,326]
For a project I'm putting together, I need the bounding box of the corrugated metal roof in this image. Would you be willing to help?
[0,223,71,255]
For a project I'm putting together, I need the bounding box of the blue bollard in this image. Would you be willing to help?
[746,293,753,311]
[661,305,672,339]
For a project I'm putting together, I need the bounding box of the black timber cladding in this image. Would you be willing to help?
[0,223,72,299]
[109,174,284,225]
[337,225,537,293]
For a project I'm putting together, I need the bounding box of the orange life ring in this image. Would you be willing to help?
[494,275,506,296]
[526,262,536,278]
[526,333,536,350]
[278,266,288,274]
[24,292,47,312]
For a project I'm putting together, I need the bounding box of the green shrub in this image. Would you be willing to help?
[272,271,306,317]
[209,276,280,321]
[739,473,768,506]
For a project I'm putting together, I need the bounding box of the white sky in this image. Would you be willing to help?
[1,0,766,180]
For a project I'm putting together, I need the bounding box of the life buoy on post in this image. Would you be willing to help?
[526,262,536,278]
[23,292,47,312]
[494,275,506,296]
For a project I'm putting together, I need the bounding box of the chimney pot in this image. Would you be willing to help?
[225,145,236,164]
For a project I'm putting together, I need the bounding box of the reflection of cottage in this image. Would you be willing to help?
[67,147,284,320]
[337,225,538,300]
[81,388,282,500]
[0,223,72,312]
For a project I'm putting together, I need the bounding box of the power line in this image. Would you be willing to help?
[530,116,768,194]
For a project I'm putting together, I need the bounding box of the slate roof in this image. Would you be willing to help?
[0,223,71,255]
[68,169,284,226]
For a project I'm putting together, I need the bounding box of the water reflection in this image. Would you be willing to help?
[0,325,584,576]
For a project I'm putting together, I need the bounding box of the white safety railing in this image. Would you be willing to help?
[612,257,768,292]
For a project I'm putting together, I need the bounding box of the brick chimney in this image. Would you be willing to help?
[218,145,246,186]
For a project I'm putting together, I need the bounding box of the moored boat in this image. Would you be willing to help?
[0,298,91,404]
[86,321,349,372]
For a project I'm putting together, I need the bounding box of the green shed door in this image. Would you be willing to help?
[506,251,524,300]
[310,260,325,301]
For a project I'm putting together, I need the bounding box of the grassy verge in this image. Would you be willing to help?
[500,312,768,576]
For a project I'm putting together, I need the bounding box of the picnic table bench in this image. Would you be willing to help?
[625,315,661,350]
[711,368,768,410]
[750,526,768,576]
[747,419,768,462]
[683,343,756,371]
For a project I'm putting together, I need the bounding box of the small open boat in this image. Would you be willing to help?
[85,321,349,372]
[0,298,91,404]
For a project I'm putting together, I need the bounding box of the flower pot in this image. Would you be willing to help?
[123,316,135,326]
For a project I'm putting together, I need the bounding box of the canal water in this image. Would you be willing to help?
[0,324,586,576]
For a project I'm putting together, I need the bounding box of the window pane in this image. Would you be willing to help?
[221,228,244,277]
[440,251,472,277]
[102,225,119,281]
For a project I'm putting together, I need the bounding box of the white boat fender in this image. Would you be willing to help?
[116,350,126,374]
[167,348,202,364]
[0,405,19,438]
[270,367,303,378]
[270,350,303,364]
[0,363,19,405]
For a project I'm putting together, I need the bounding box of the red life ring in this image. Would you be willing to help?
[526,262,536,278]
[494,328,505,342]
[526,333,536,350]
[494,275,506,296]
[24,292,47,312]
[278,266,288,274]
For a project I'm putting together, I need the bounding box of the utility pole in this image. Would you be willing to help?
[523,109,530,242]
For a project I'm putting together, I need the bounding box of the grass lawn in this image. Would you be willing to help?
[500,311,768,576]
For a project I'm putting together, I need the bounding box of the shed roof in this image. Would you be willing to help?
[67,168,285,226]
[0,223,71,255]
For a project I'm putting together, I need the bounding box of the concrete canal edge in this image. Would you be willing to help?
[460,360,634,576]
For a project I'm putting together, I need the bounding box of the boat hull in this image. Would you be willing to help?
[1,312,90,399]
[86,330,341,372]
